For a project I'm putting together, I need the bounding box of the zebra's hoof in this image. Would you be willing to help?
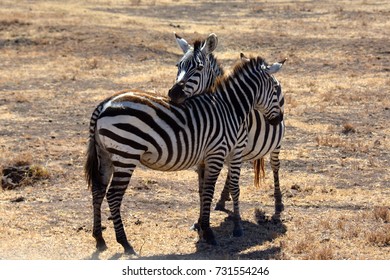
[119,239,136,255]
[96,239,108,252]
[96,244,108,252]
[215,203,227,212]
[275,204,284,213]
[123,245,136,255]
[203,228,217,245]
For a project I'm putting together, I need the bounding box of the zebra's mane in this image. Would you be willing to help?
[192,39,224,76]
[208,56,266,95]
[193,39,203,51]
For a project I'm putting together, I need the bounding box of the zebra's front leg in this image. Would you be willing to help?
[215,176,231,212]
[106,170,136,255]
[198,162,223,245]
[270,150,284,221]
[191,163,205,232]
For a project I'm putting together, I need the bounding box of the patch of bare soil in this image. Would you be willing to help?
[0,0,389,260]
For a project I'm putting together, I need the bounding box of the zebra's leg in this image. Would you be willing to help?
[106,165,136,255]
[225,128,247,237]
[198,160,223,245]
[92,148,112,252]
[215,175,231,212]
[270,149,284,221]
[92,182,108,252]
[192,163,205,232]
[227,159,243,237]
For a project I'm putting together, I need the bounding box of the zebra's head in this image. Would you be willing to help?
[241,53,287,126]
[168,33,222,105]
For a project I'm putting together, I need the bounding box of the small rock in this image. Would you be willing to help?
[291,184,301,191]
[11,197,25,203]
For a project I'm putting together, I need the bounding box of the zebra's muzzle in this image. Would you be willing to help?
[168,83,187,105]
[267,113,283,126]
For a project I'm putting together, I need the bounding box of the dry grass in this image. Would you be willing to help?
[373,206,390,223]
[1,154,50,190]
[0,0,389,260]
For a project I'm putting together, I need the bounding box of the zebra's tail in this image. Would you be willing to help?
[253,158,265,188]
[84,100,107,190]
[85,137,100,190]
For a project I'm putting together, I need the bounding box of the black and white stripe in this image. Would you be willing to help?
[85,57,282,254]
[170,43,286,220]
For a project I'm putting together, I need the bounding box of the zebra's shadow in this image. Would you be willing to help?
[192,213,287,260]
[114,211,286,260]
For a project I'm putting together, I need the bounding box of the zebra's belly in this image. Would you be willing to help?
[140,151,202,171]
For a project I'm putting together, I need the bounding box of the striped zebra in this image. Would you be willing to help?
[85,56,283,254]
[169,35,286,220]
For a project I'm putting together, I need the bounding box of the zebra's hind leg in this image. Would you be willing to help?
[214,176,231,212]
[225,130,247,238]
[91,148,112,252]
[106,166,136,255]
[227,162,243,237]
[270,150,284,221]
[92,182,108,252]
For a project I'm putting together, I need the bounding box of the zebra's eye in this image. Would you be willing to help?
[197,64,204,71]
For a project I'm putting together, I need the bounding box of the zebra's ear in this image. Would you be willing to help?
[240,53,250,62]
[201,33,218,55]
[267,58,287,74]
[175,32,191,54]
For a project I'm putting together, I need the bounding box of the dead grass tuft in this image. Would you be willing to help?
[86,58,99,70]
[315,135,369,153]
[366,224,390,247]
[1,155,50,190]
[342,224,361,240]
[373,206,390,223]
[293,240,311,255]
[336,216,347,231]
[308,244,334,260]
[342,122,356,134]
[292,234,315,255]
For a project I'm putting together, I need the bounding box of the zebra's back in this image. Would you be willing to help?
[94,91,226,171]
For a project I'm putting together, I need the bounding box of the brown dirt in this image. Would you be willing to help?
[0,0,389,260]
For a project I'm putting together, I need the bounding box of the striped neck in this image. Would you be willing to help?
[212,57,270,125]
[209,54,224,80]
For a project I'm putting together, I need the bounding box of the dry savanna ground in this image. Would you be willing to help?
[0,0,389,260]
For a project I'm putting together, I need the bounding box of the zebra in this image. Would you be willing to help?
[169,34,286,220]
[168,33,224,104]
[85,56,283,254]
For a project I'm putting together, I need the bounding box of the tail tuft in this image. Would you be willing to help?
[253,158,266,188]
[84,138,99,190]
